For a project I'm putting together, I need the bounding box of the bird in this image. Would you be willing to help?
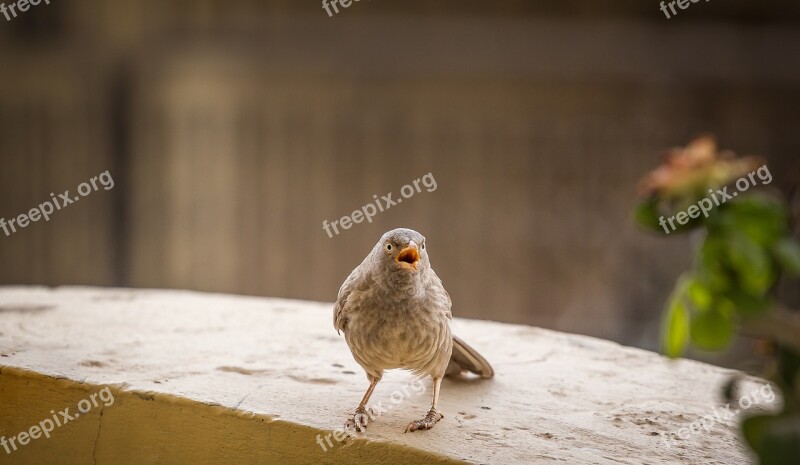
[333,227,494,433]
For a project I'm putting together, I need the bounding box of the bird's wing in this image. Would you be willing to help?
[443,287,452,320]
[428,269,453,320]
[333,266,362,334]
[446,335,494,379]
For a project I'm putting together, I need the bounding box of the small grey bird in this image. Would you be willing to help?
[334,228,493,433]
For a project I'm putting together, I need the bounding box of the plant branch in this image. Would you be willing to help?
[741,306,800,354]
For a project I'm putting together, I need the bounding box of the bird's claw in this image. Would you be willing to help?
[404,409,443,433]
[344,406,370,432]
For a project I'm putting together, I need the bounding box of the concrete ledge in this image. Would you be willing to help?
[0,287,768,464]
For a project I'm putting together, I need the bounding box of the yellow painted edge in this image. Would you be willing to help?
[0,366,467,465]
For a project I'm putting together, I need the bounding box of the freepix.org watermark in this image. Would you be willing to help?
[0,170,114,238]
[659,0,711,19]
[321,0,361,18]
[322,172,437,239]
[0,0,54,22]
[1,386,115,455]
[316,379,426,452]
[658,164,771,234]
[660,382,775,449]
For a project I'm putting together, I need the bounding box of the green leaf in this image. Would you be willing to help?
[662,291,690,358]
[720,194,788,247]
[686,279,713,312]
[690,306,734,351]
[742,414,800,465]
[726,232,773,294]
[697,236,734,292]
[743,414,770,452]
[725,290,772,317]
[773,238,800,276]
[633,197,665,233]
[633,197,703,235]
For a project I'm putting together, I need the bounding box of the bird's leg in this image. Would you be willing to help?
[345,376,379,432]
[405,377,444,433]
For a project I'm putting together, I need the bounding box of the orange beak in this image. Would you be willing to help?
[396,241,420,271]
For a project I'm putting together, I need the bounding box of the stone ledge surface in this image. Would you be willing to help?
[0,286,768,464]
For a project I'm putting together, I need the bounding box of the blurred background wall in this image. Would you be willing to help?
[1,0,799,357]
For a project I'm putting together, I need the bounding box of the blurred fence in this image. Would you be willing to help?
[1,0,799,351]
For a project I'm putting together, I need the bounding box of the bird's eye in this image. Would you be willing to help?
[385,243,392,252]
[421,242,425,250]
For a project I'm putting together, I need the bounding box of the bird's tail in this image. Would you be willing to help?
[446,335,494,379]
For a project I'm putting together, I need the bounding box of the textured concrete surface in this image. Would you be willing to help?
[0,286,773,464]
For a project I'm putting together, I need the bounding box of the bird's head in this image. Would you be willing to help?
[373,228,429,275]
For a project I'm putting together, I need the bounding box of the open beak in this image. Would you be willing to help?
[396,241,420,271]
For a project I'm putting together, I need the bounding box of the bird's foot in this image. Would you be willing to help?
[344,406,370,432]
[404,408,443,433]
